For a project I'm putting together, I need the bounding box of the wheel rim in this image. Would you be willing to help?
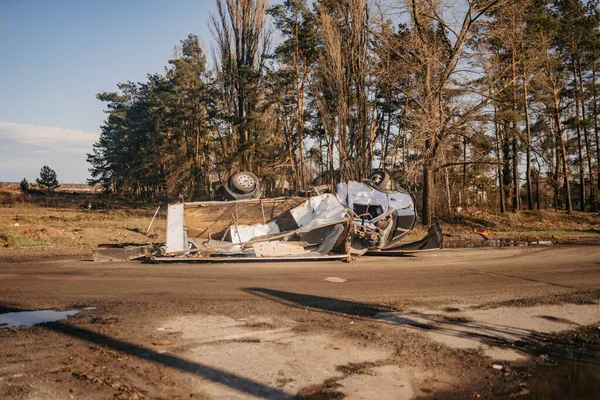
[236,174,255,189]
[371,173,383,185]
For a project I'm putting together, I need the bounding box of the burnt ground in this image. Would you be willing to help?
[0,246,599,399]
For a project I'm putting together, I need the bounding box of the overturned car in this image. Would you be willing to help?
[149,171,442,262]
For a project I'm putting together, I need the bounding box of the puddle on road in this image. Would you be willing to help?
[447,239,554,248]
[0,309,80,329]
[514,345,600,399]
[520,359,599,399]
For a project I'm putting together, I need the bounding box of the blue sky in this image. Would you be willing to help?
[0,0,220,183]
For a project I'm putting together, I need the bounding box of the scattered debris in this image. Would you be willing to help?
[104,170,443,263]
[363,369,379,376]
[94,244,160,262]
[325,277,347,283]
[474,228,491,239]
[146,205,161,234]
[152,340,173,346]
[253,241,307,257]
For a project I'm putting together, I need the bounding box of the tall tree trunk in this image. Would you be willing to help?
[462,137,467,205]
[552,86,573,213]
[422,163,434,225]
[238,85,248,167]
[554,125,560,212]
[502,126,512,210]
[294,25,307,190]
[593,59,600,193]
[382,100,392,170]
[511,49,520,212]
[592,58,600,194]
[571,56,586,211]
[445,167,452,214]
[494,104,506,213]
[402,96,409,173]
[553,115,560,211]
[535,169,540,211]
[286,121,297,192]
[577,59,595,209]
[522,65,533,210]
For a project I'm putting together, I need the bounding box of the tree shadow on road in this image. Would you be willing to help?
[0,304,292,399]
[243,288,600,366]
[243,287,435,329]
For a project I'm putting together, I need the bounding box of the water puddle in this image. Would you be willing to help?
[518,356,600,399]
[0,309,80,329]
[507,339,600,399]
[447,239,554,248]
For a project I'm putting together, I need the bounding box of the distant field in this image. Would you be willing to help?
[0,183,166,259]
[0,182,102,192]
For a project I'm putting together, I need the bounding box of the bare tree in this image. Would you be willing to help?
[379,0,504,224]
[211,0,271,172]
[315,0,375,181]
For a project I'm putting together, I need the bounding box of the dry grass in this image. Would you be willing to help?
[0,205,166,259]
[0,185,166,259]
[440,209,600,242]
[0,185,25,205]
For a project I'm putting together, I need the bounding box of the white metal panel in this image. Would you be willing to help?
[336,181,413,212]
[229,221,280,244]
[166,203,186,254]
[289,194,348,230]
[253,241,306,257]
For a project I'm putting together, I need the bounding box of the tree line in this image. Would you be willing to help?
[88,0,600,224]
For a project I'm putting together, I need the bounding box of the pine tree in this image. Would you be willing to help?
[20,178,29,193]
[36,166,59,191]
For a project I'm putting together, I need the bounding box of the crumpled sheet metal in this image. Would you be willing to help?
[155,187,439,262]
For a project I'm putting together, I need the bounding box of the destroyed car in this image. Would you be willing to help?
[149,170,443,262]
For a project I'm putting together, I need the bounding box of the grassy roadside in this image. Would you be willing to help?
[1,184,599,259]
[437,209,600,246]
[0,185,166,260]
[0,205,166,260]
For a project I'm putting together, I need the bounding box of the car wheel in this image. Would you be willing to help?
[230,171,259,194]
[369,170,391,190]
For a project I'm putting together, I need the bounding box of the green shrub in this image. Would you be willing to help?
[20,178,29,193]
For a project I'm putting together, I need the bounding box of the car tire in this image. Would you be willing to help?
[229,171,259,194]
[369,170,391,190]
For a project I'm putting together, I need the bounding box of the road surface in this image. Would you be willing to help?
[1,246,599,399]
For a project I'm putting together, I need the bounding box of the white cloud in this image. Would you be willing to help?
[0,121,100,183]
[0,121,98,149]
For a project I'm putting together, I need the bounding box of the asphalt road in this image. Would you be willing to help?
[1,246,599,399]
[2,246,599,308]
